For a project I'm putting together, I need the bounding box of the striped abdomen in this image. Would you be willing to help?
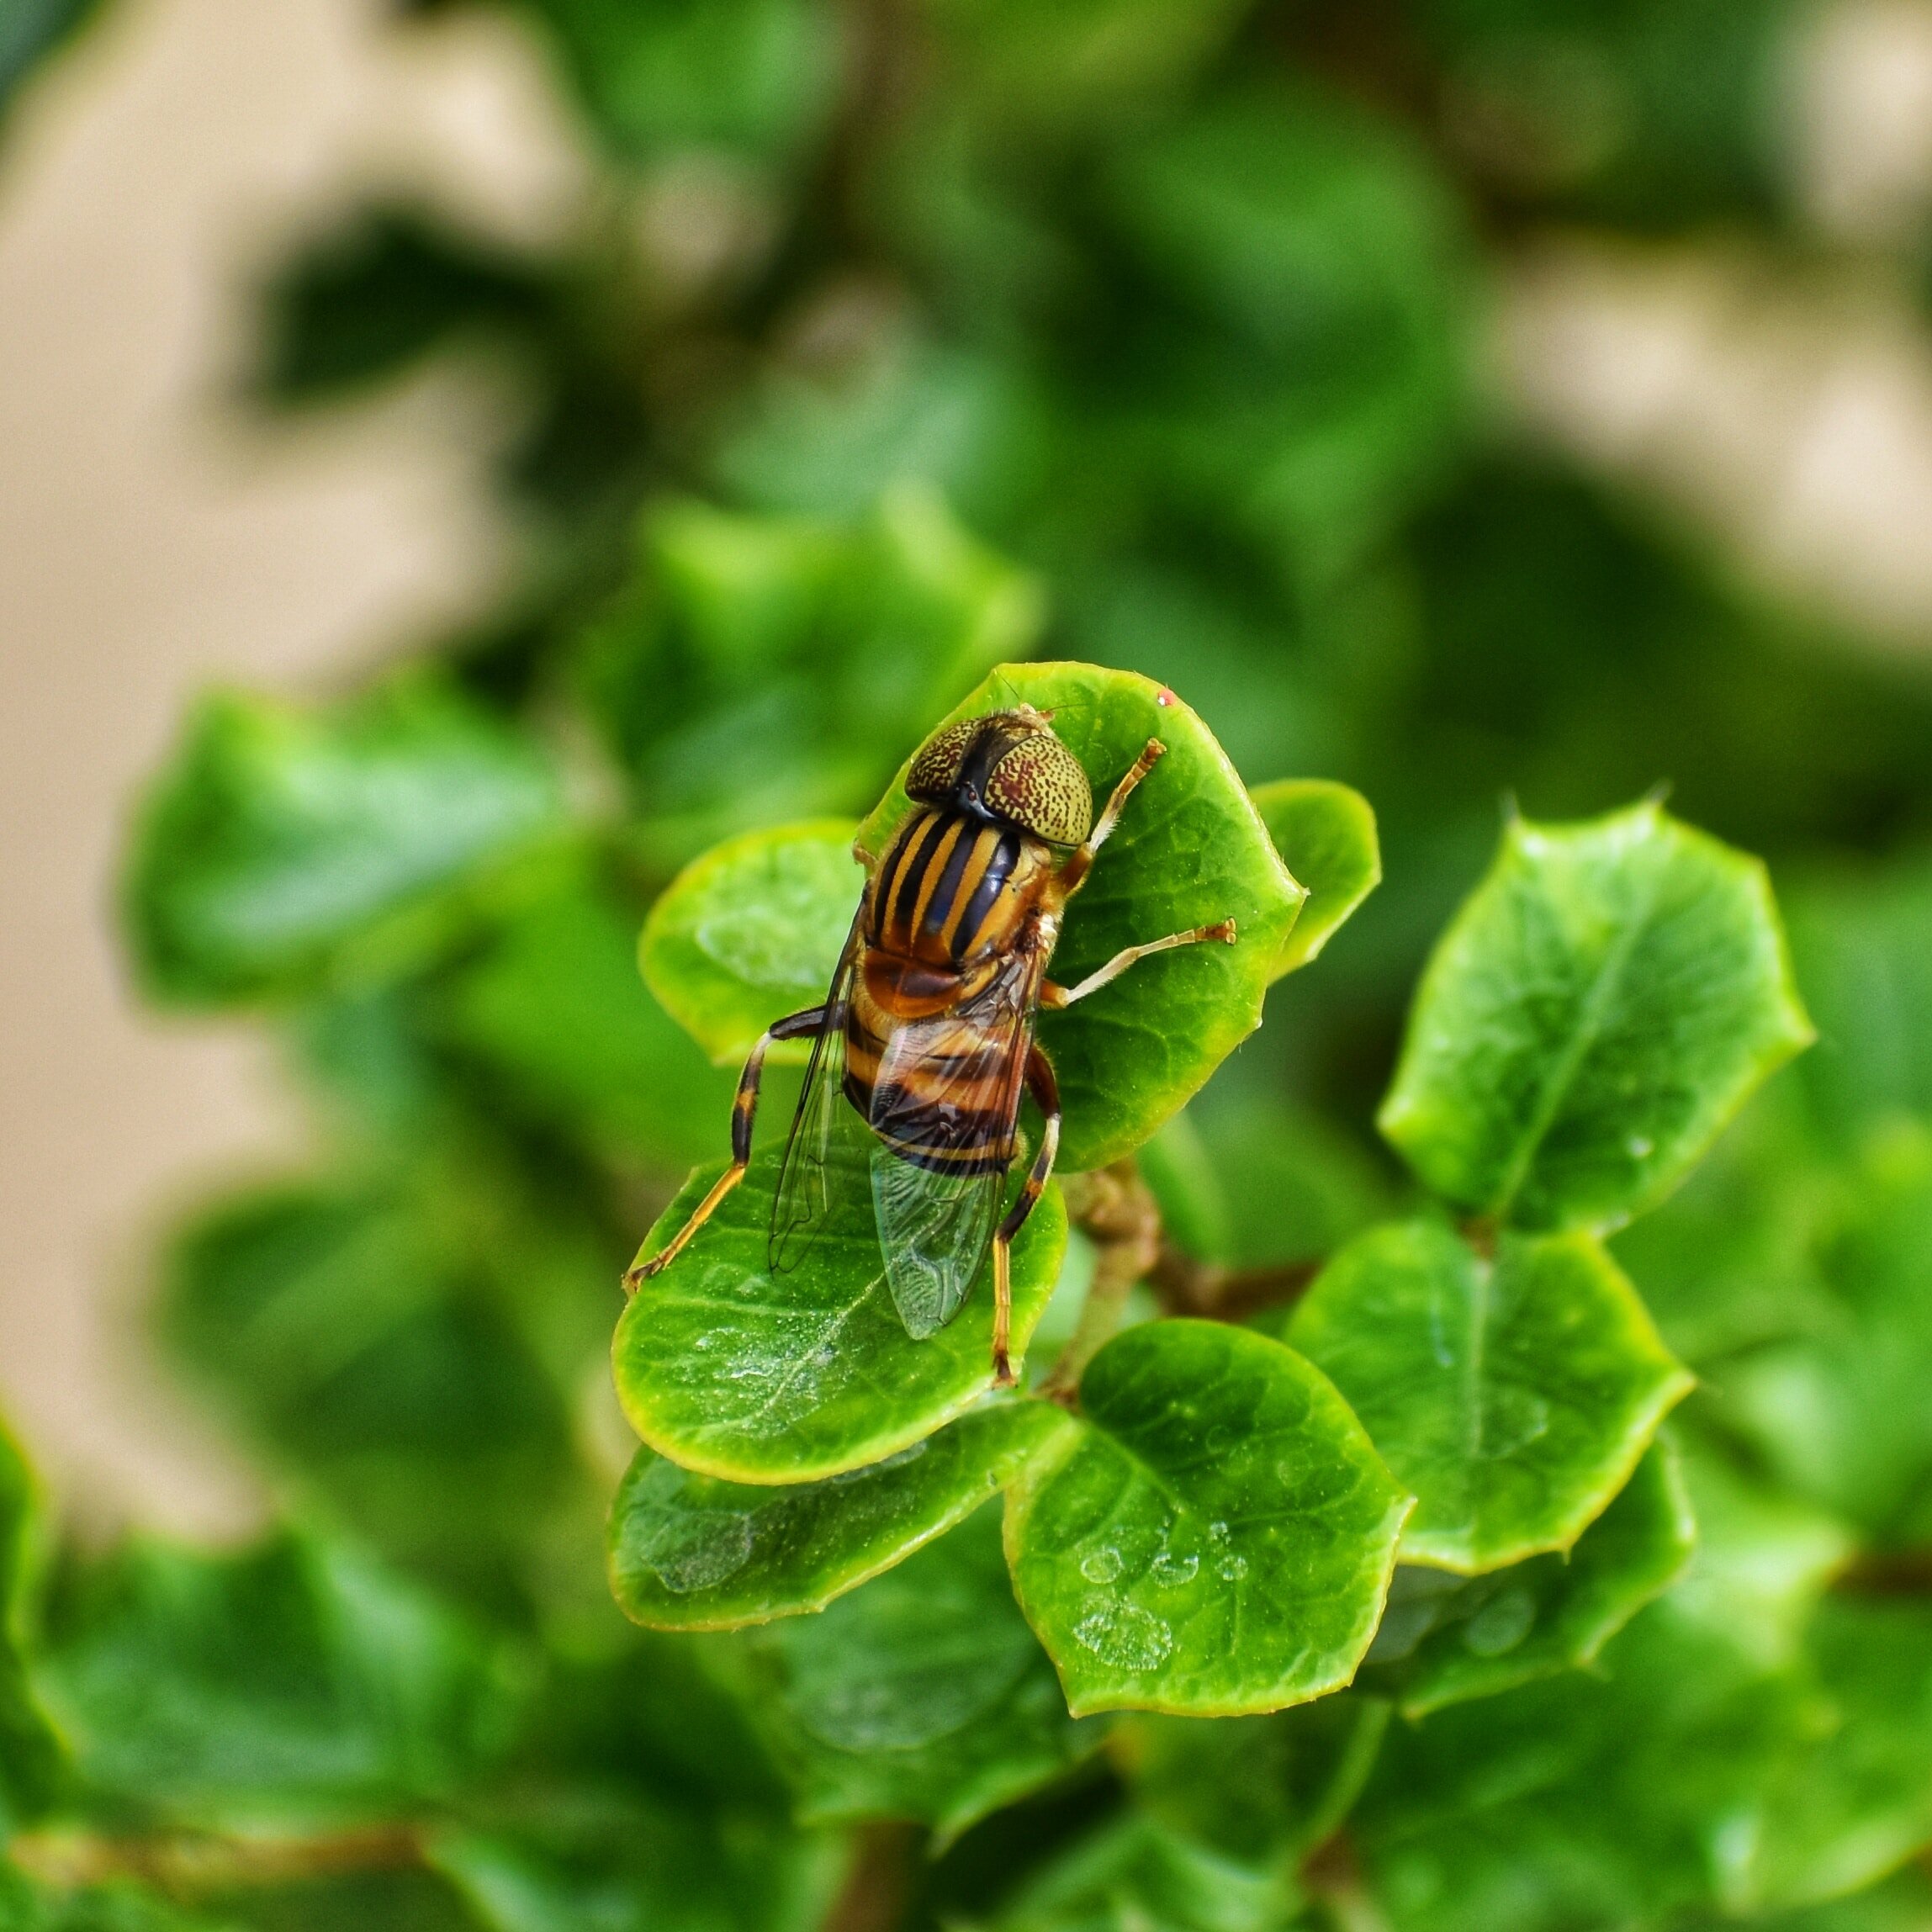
[844,807,1053,1174]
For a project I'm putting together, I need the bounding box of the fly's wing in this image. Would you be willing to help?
[770,913,863,1274]
[867,940,1044,1339]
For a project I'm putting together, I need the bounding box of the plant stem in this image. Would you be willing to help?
[10,1824,424,1896]
[1044,1161,1164,1405]
[818,1821,920,1932]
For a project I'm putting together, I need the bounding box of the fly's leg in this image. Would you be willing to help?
[990,1046,1062,1388]
[623,1004,827,1291]
[1057,737,1166,896]
[1040,921,1237,1009]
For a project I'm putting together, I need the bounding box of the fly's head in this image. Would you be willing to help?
[905,706,1093,847]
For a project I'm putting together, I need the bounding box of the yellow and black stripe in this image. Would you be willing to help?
[868,807,1041,968]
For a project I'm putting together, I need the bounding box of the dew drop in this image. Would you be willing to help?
[1218,1555,1249,1582]
[1080,1547,1124,1584]
[1627,1135,1654,1159]
[1207,1521,1231,1543]
[1073,1601,1174,1671]
[1151,1550,1199,1585]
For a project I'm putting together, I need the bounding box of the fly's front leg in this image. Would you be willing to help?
[623,1004,828,1290]
[1058,736,1166,897]
[990,1046,1062,1389]
[1040,921,1238,1010]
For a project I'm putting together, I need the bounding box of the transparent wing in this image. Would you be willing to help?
[867,941,1044,1338]
[769,912,863,1275]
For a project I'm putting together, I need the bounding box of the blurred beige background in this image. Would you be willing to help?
[3,0,1932,1540]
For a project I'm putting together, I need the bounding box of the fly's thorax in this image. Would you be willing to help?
[868,806,1056,970]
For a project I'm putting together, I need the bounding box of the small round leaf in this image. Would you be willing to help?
[1377,802,1814,1233]
[607,1403,1065,1630]
[614,1142,1066,1483]
[1004,1321,1411,1717]
[1286,1220,1694,1573]
[855,662,1307,1172]
[1251,778,1380,977]
[639,820,864,1067]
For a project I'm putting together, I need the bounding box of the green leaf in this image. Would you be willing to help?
[33,1530,520,1824]
[607,1402,1064,1630]
[638,821,864,1067]
[1372,1437,1696,1717]
[1377,802,1814,1233]
[0,1422,61,1828]
[123,681,564,1007]
[579,488,1044,867]
[1736,1598,1932,1913]
[1118,1691,1392,1866]
[1004,1321,1411,1717]
[1287,1220,1692,1572]
[993,1816,1297,1932]
[431,1802,841,1932]
[1708,1123,1932,1544]
[1250,779,1381,977]
[613,1140,1066,1483]
[442,870,742,1168]
[161,1170,590,1598]
[855,662,1307,1172]
[721,1503,1099,1841]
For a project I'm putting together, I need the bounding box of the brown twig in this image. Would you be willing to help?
[1148,1248,1322,1323]
[1836,1548,1932,1596]
[1042,1162,1164,1405]
[10,1824,425,1897]
[818,1822,920,1932]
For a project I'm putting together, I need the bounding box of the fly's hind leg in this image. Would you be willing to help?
[990,1046,1062,1388]
[623,1004,827,1291]
[1040,920,1237,1010]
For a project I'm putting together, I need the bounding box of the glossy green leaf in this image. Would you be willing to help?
[1118,1690,1392,1866]
[722,1504,1098,1841]
[1709,1122,1932,1544]
[855,662,1307,1172]
[32,1530,520,1824]
[1251,779,1381,977]
[1378,802,1814,1233]
[444,871,742,1167]
[994,1816,1297,1932]
[614,1136,1065,1483]
[1370,1438,1696,1717]
[607,1402,1063,1630]
[123,681,564,1007]
[1005,1321,1411,1717]
[1287,1220,1692,1572]
[638,820,863,1067]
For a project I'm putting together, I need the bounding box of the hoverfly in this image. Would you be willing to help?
[626,704,1237,1384]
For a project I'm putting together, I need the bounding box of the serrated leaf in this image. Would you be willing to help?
[855,662,1306,1172]
[1287,1220,1692,1573]
[32,1531,520,1825]
[123,682,564,1007]
[613,1138,1065,1483]
[1251,779,1380,977]
[721,1504,1099,1842]
[638,821,864,1068]
[1378,802,1813,1234]
[1372,1437,1696,1717]
[1708,1123,1932,1544]
[994,1816,1297,1932]
[1005,1321,1411,1717]
[607,1403,1063,1630]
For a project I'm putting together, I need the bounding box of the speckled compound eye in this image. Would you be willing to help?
[987,732,1093,844]
[905,717,982,802]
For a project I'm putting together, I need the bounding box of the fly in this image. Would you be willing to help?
[626,704,1237,1385]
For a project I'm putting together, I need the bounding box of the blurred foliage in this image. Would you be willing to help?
[5,0,1932,1926]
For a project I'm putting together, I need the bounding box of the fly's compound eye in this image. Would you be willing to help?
[905,717,982,802]
[986,733,1093,845]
